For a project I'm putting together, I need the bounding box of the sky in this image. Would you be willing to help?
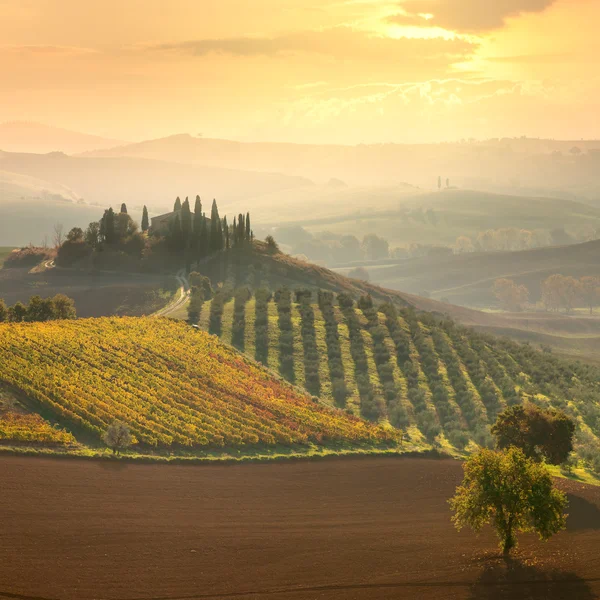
[0,0,599,144]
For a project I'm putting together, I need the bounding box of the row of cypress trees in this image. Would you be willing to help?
[164,196,253,264]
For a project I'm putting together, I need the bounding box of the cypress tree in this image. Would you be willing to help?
[181,197,192,247]
[246,212,251,241]
[238,213,244,244]
[209,199,220,252]
[170,214,183,250]
[232,216,237,246]
[141,205,149,232]
[100,208,116,244]
[193,196,203,260]
[174,196,182,212]
[120,203,128,214]
[217,216,224,250]
[193,196,202,230]
[223,216,230,249]
[201,212,210,257]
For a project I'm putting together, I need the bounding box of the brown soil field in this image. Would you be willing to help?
[1,456,600,600]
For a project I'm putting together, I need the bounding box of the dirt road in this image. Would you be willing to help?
[0,456,599,600]
[152,270,190,318]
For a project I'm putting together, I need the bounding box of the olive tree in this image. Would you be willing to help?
[449,447,567,555]
[491,404,575,465]
[103,421,133,455]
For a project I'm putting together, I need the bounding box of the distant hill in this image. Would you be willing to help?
[0,149,313,221]
[83,133,600,197]
[363,237,600,307]
[0,170,112,246]
[0,121,124,154]
[0,317,397,455]
[284,188,600,249]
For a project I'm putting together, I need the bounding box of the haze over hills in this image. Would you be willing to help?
[0,149,313,245]
[351,238,600,307]
[263,188,600,252]
[0,169,138,246]
[84,132,600,198]
[0,122,125,155]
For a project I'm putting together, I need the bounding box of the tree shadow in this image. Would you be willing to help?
[468,556,595,600]
[565,493,600,531]
[96,458,129,472]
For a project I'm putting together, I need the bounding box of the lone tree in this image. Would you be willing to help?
[265,235,280,254]
[450,447,568,555]
[491,404,575,465]
[103,421,132,455]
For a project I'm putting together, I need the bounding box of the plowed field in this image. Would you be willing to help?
[1,457,599,600]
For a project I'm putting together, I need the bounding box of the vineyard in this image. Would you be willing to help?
[0,412,75,445]
[0,317,398,451]
[191,287,600,464]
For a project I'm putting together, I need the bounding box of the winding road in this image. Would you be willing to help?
[152,269,190,318]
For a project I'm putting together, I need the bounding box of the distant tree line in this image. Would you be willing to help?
[456,226,600,255]
[493,274,600,313]
[0,294,76,323]
[276,225,454,265]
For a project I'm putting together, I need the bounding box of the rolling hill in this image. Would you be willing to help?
[186,282,600,460]
[0,121,124,154]
[82,133,600,200]
[0,317,397,456]
[0,170,114,246]
[223,245,600,365]
[361,238,600,307]
[284,188,600,250]
[0,149,312,219]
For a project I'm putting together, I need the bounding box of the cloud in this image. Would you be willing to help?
[486,52,574,64]
[274,77,546,143]
[388,0,557,32]
[1,45,96,56]
[147,26,476,63]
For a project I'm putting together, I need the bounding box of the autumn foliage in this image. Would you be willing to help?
[0,317,398,449]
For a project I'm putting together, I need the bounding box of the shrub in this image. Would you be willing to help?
[103,421,133,455]
[4,247,50,269]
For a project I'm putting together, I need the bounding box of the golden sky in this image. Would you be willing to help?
[1,0,598,143]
